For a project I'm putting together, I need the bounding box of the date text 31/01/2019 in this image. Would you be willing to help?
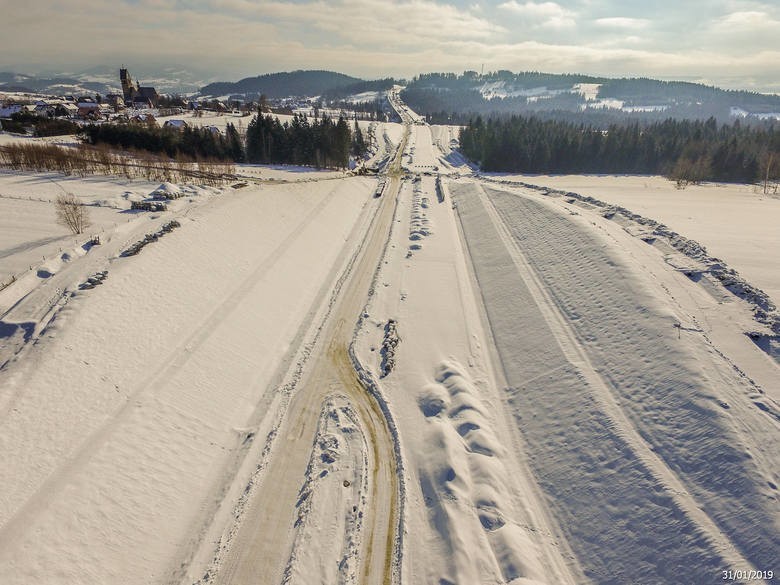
[723,570,774,581]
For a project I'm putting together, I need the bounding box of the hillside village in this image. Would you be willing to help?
[0,67,356,137]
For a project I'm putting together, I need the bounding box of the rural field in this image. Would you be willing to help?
[0,94,778,585]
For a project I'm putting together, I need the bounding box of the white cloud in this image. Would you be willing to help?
[498,1,576,28]
[498,0,568,18]
[219,0,505,45]
[722,0,777,12]
[594,17,650,29]
[711,10,780,31]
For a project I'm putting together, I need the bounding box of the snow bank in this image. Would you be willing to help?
[491,174,780,307]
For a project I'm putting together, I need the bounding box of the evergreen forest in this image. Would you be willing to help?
[80,112,365,169]
[245,113,358,167]
[460,116,779,184]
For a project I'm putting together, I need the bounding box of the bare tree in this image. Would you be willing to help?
[670,155,709,189]
[761,151,778,195]
[55,193,91,235]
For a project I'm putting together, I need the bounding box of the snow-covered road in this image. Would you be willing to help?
[211,178,405,585]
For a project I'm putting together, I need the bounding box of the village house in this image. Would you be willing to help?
[129,112,157,126]
[57,102,79,117]
[0,103,24,119]
[105,93,126,111]
[77,101,111,120]
[131,95,155,109]
[158,106,184,117]
[163,119,188,131]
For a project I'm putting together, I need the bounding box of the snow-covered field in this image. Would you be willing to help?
[0,171,217,303]
[0,96,777,585]
[0,172,379,584]
[493,174,780,305]
[0,132,80,148]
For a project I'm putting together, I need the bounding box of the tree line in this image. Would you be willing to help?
[0,142,234,185]
[246,113,360,168]
[79,111,364,169]
[460,115,779,184]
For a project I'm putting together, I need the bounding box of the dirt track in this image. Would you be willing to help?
[213,118,409,585]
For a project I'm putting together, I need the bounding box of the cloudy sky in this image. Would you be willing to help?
[2,0,779,92]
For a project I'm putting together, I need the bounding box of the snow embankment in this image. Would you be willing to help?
[281,396,369,585]
[492,174,780,307]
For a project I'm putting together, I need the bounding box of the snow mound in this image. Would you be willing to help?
[416,360,549,585]
[149,182,183,200]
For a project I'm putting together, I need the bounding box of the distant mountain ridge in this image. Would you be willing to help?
[4,66,779,124]
[0,71,116,96]
[0,66,211,97]
[401,70,780,122]
[199,70,362,99]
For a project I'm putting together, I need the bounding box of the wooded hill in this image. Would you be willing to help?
[200,70,362,99]
[401,71,780,123]
[320,78,397,101]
